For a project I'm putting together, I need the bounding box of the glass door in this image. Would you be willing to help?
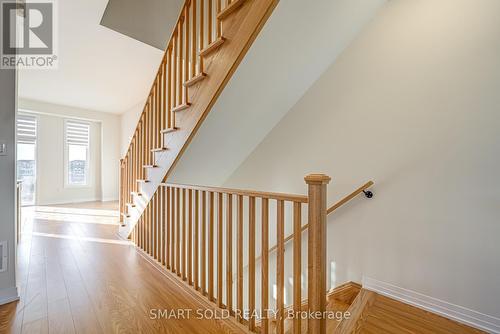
[17,115,37,206]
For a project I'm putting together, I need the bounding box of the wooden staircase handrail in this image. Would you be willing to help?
[327,181,374,214]
[160,182,308,203]
[265,181,374,255]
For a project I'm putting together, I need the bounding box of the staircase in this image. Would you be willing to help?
[119,0,279,237]
[117,1,488,333]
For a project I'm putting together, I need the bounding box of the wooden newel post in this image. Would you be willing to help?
[305,173,331,334]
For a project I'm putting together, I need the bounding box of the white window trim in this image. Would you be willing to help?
[63,119,91,188]
[17,112,39,205]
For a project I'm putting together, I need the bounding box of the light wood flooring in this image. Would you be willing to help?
[0,201,246,334]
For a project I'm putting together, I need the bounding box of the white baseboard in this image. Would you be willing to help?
[0,286,19,306]
[101,197,118,202]
[38,197,101,206]
[39,198,118,205]
[362,276,500,334]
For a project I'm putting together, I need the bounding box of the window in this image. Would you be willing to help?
[17,114,37,206]
[65,120,90,186]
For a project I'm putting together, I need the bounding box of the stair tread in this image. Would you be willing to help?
[184,72,207,87]
[131,191,142,196]
[172,103,192,112]
[160,127,179,134]
[151,147,168,152]
[143,164,158,168]
[199,37,225,57]
[137,179,150,183]
[217,0,246,20]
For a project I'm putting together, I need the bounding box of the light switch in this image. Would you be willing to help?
[0,142,6,156]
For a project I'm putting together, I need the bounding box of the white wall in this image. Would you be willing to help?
[0,67,18,304]
[223,0,500,318]
[120,101,144,157]
[19,99,121,203]
[27,113,102,205]
[168,0,386,186]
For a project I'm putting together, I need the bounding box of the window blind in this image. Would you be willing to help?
[65,120,90,146]
[17,115,37,144]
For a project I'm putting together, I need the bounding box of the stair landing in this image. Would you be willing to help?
[335,288,486,334]
[266,282,485,334]
[267,282,361,333]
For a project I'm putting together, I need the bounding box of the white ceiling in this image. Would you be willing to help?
[18,0,169,114]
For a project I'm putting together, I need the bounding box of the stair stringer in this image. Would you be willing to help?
[119,0,280,238]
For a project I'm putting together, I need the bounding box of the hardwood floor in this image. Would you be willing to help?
[0,201,246,334]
